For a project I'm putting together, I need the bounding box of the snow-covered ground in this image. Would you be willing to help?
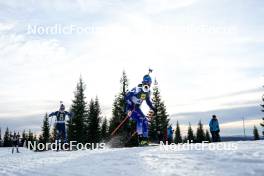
[0,141,263,176]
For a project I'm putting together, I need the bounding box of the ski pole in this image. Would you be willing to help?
[111,110,134,137]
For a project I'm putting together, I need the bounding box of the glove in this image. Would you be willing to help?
[147,110,155,119]
[127,110,133,117]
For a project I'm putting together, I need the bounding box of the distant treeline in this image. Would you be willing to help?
[0,71,263,148]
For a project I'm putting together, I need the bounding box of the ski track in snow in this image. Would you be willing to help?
[0,141,263,176]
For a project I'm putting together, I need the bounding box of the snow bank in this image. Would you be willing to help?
[0,141,263,176]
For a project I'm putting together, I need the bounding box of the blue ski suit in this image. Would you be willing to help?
[209,118,221,142]
[167,126,173,141]
[209,119,220,132]
[49,110,72,142]
[125,85,155,138]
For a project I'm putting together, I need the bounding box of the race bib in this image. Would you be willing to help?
[58,113,65,121]
[140,93,146,100]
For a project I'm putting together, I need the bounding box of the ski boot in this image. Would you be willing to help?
[139,136,149,146]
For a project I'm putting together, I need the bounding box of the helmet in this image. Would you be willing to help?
[142,75,152,85]
[60,104,65,112]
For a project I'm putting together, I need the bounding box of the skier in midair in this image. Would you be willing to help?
[49,102,72,143]
[125,70,155,145]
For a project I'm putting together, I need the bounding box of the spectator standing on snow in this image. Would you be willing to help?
[167,125,174,144]
[11,132,20,154]
[209,115,221,142]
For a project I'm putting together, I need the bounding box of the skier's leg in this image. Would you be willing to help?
[216,132,221,142]
[130,109,143,136]
[212,132,216,142]
[12,141,15,154]
[136,108,148,137]
[14,140,19,153]
[56,123,63,149]
[168,136,172,144]
[62,123,66,143]
[137,109,149,145]
[55,123,60,142]
[16,145,19,153]
[214,132,218,142]
[142,118,148,138]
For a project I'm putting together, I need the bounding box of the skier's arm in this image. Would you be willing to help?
[126,91,134,104]
[66,111,70,117]
[65,111,72,117]
[125,91,135,112]
[49,111,58,117]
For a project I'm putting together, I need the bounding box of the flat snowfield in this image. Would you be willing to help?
[0,141,263,176]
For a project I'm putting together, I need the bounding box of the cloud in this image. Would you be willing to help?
[0,33,76,117]
[0,114,43,133]
[198,87,263,101]
[0,22,15,31]
[143,0,197,14]
[170,105,262,126]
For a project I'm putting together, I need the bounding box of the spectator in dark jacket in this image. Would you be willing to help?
[11,132,20,154]
[209,115,221,142]
[167,126,174,144]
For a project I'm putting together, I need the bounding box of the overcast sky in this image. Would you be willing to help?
[0,0,263,136]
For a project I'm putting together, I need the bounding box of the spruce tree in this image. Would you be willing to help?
[187,123,195,143]
[205,129,211,142]
[17,132,20,140]
[196,120,206,143]
[50,127,57,142]
[253,125,260,140]
[109,97,121,134]
[23,130,34,149]
[174,121,182,144]
[38,135,44,144]
[28,130,34,143]
[261,120,264,137]
[261,94,264,136]
[0,128,2,146]
[183,136,188,143]
[0,128,2,141]
[87,97,101,144]
[27,130,35,150]
[67,77,88,144]
[33,134,37,142]
[3,127,11,147]
[41,113,50,144]
[22,130,28,147]
[148,115,158,142]
[101,117,109,141]
[149,79,169,143]
[109,71,129,146]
